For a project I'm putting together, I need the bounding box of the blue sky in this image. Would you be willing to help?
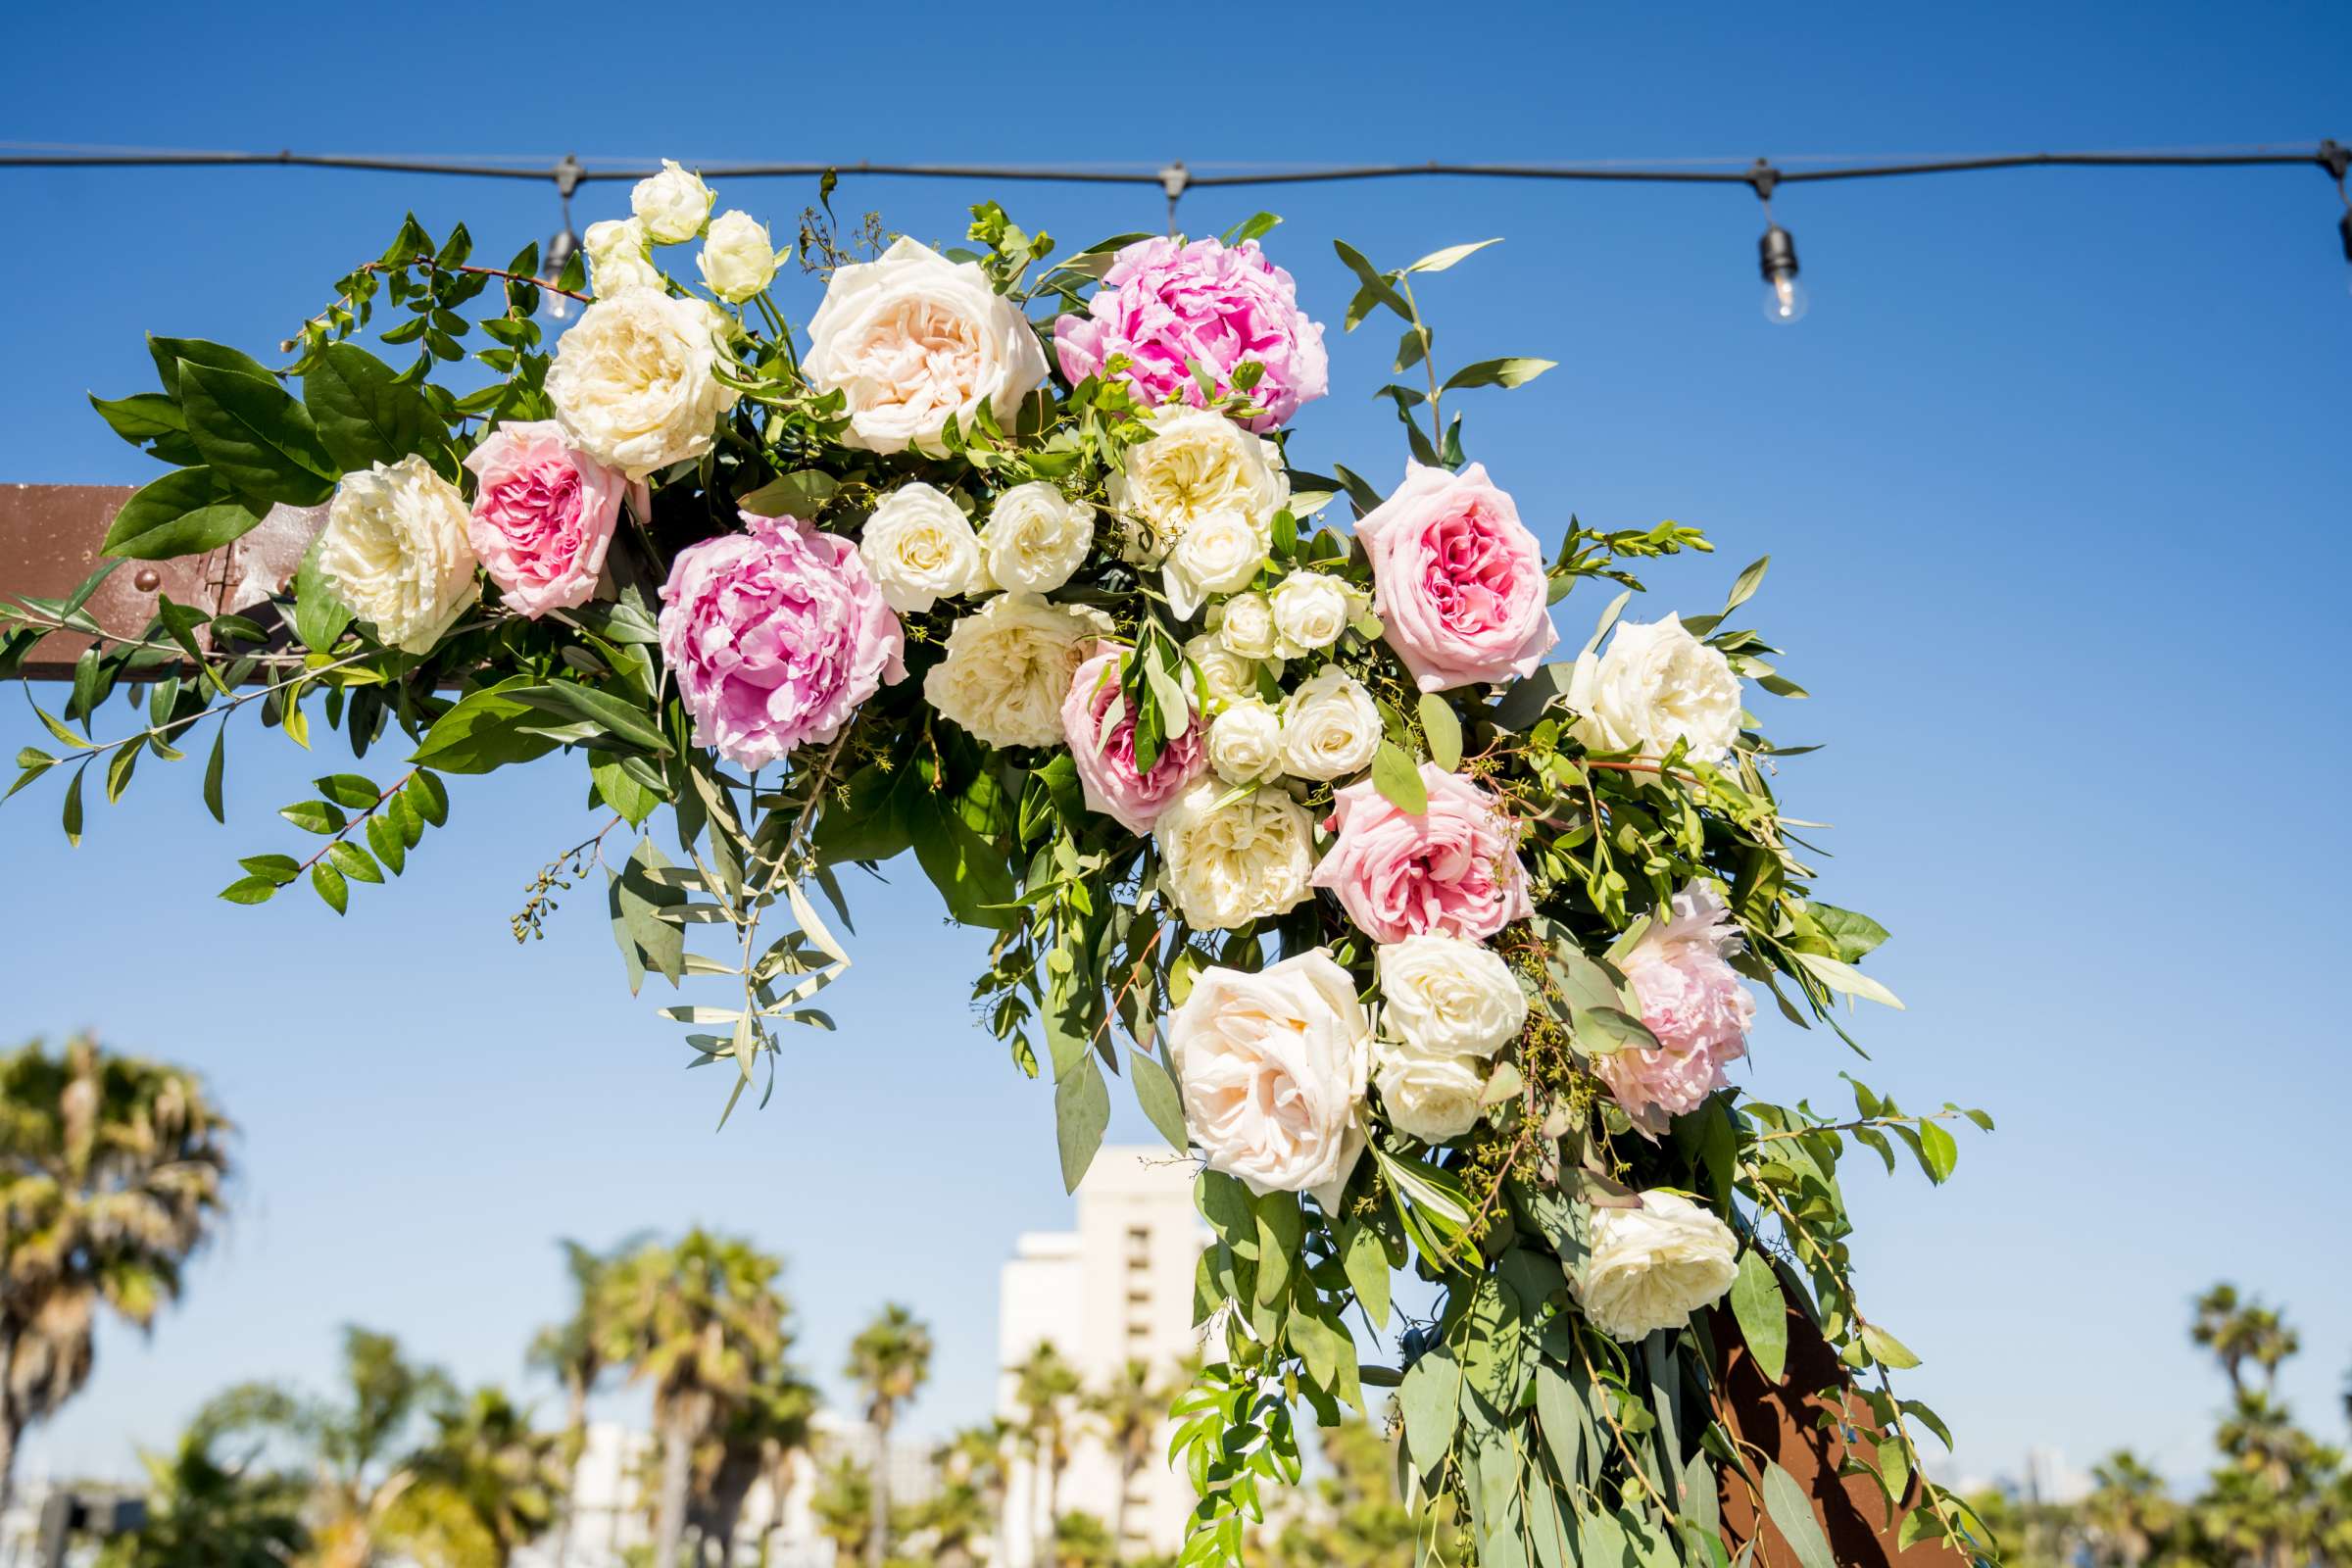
[4,0,2348,1495]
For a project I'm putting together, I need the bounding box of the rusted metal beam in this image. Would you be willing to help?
[1,484,321,677]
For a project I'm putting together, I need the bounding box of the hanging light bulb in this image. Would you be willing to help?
[2339,210,2352,298]
[1758,222,1807,324]
[540,154,584,320]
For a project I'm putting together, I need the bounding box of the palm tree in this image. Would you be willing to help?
[1011,1342,1083,1547]
[809,1453,874,1564]
[845,1303,933,1568]
[528,1234,646,1566]
[1083,1359,1164,1558]
[0,1035,233,1510]
[407,1386,568,1566]
[936,1421,1013,1568]
[101,1404,311,1568]
[692,1364,816,1567]
[2080,1450,2177,1568]
[2192,1283,2264,1396]
[600,1231,790,1568]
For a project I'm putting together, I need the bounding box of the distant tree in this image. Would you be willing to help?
[528,1234,648,1568]
[844,1303,932,1568]
[1083,1358,1165,1557]
[1257,1414,1463,1568]
[810,1454,874,1563]
[690,1363,816,1567]
[406,1386,567,1566]
[1049,1509,1117,1568]
[0,1035,233,1510]
[1011,1343,1083,1540]
[2077,1450,2180,1568]
[96,1406,310,1568]
[935,1420,1013,1568]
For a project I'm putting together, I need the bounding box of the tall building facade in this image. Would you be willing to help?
[997,1146,1205,1565]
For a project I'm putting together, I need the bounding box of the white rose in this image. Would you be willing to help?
[981,482,1095,594]
[1271,570,1354,652]
[1154,779,1314,930]
[583,219,662,299]
[631,160,713,244]
[805,236,1048,456]
[1206,700,1285,786]
[1165,513,1269,619]
[697,211,775,304]
[1184,633,1257,710]
[1167,950,1370,1207]
[859,483,986,614]
[1213,592,1283,662]
[318,455,479,655]
[924,594,1113,750]
[1573,1190,1740,1343]
[1372,1044,1489,1144]
[1376,935,1529,1058]
[1566,613,1743,768]
[547,289,738,480]
[1108,407,1288,618]
[1279,666,1381,782]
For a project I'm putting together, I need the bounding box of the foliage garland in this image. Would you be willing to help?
[2,162,1997,1567]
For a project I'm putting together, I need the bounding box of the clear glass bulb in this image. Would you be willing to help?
[1761,271,1809,324]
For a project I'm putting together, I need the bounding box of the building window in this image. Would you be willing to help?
[1125,1225,1151,1267]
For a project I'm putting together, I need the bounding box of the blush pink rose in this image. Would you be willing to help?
[1309,763,1532,944]
[658,514,906,771]
[461,419,637,617]
[1594,883,1756,1135]
[1059,644,1207,835]
[1054,236,1328,431]
[1355,462,1558,693]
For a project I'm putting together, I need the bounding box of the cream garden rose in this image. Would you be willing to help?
[697,210,776,304]
[1372,1044,1489,1144]
[1279,666,1380,781]
[547,289,738,479]
[318,454,479,655]
[1154,779,1314,931]
[858,483,986,613]
[1212,591,1282,662]
[1167,950,1369,1206]
[1271,570,1355,652]
[583,219,662,299]
[1206,699,1285,785]
[631,160,713,243]
[1108,407,1287,618]
[1376,935,1529,1058]
[1573,1190,1740,1342]
[923,593,1111,750]
[980,482,1095,593]
[805,236,1048,455]
[1184,633,1256,710]
[1567,613,1743,767]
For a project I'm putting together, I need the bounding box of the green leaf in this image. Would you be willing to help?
[202,726,226,821]
[1331,239,1411,327]
[608,838,687,995]
[906,788,1016,929]
[1914,1120,1959,1185]
[1338,1220,1392,1330]
[147,335,272,398]
[178,361,336,508]
[1761,1462,1838,1568]
[314,773,380,809]
[1807,902,1889,962]
[328,840,384,884]
[1441,357,1557,392]
[737,468,841,517]
[410,681,564,773]
[62,768,83,845]
[1054,1054,1110,1193]
[239,853,302,885]
[303,341,434,470]
[89,391,199,463]
[406,769,449,826]
[1370,741,1426,815]
[1396,1344,1462,1474]
[1534,1362,1586,1488]
[1405,237,1502,273]
[279,800,345,834]
[1130,1048,1189,1153]
[293,534,356,653]
[1225,212,1282,245]
[591,756,662,827]
[218,875,280,905]
[1417,692,1462,771]
[1793,951,1905,1010]
[310,859,349,915]
[1722,555,1770,614]
[1729,1248,1789,1384]
[1861,1323,1923,1369]
[99,466,264,560]
[366,810,407,874]
[507,682,672,756]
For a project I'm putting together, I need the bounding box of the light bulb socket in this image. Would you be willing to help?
[1758,223,1800,283]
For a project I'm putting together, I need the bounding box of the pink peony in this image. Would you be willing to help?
[461,419,636,617]
[1053,236,1328,431]
[658,514,906,771]
[1355,462,1558,693]
[1309,763,1532,944]
[1059,644,1207,835]
[1594,884,1756,1135]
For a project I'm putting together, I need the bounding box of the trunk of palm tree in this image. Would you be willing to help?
[0,1404,19,1518]
[1110,1453,1140,1562]
[1043,1446,1063,1558]
[551,1377,590,1567]
[866,1405,893,1568]
[655,1414,696,1568]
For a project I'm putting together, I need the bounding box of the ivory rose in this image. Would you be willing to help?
[1059,646,1208,835]
[318,455,479,655]
[1154,779,1314,931]
[980,482,1095,594]
[460,420,634,618]
[1184,633,1256,710]
[1278,666,1380,782]
[1107,407,1287,618]
[1356,462,1557,692]
[631,160,713,244]
[657,514,906,770]
[1167,950,1370,1206]
[1566,613,1743,767]
[923,593,1111,751]
[1270,570,1356,652]
[1592,883,1756,1134]
[1311,763,1534,944]
[547,288,738,479]
[1211,591,1282,662]
[1372,1044,1488,1144]
[858,483,986,613]
[1376,935,1528,1058]
[697,211,776,303]
[583,218,662,298]
[1573,1191,1740,1342]
[1053,235,1328,430]
[1205,699,1284,785]
[805,236,1048,455]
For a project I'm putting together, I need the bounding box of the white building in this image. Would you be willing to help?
[997,1146,1206,1566]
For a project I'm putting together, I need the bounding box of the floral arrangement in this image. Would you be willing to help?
[2,161,1998,1565]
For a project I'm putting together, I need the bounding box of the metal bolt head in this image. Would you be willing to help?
[132,567,161,592]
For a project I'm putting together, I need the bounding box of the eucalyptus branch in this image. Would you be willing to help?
[1748,1108,1970,1145]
